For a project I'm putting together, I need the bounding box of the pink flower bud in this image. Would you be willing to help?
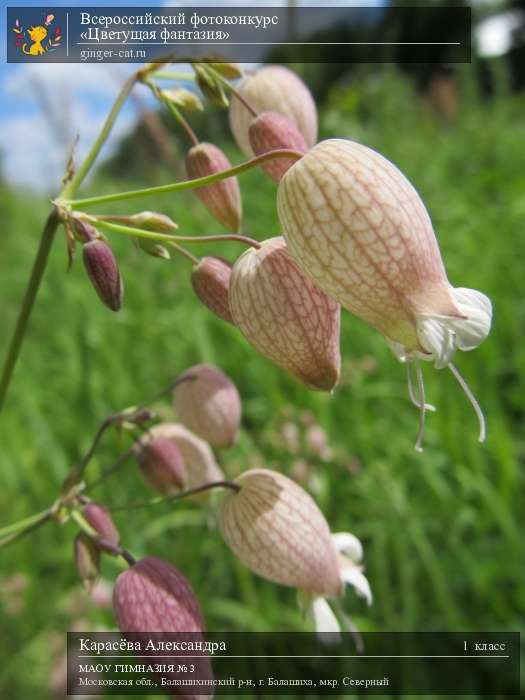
[74,533,100,592]
[83,502,120,545]
[219,469,342,597]
[191,256,234,324]
[229,237,341,391]
[229,65,318,157]
[136,437,187,496]
[113,557,205,633]
[82,239,123,312]
[174,365,241,448]
[145,423,224,490]
[186,142,242,232]
[277,139,492,446]
[249,111,308,182]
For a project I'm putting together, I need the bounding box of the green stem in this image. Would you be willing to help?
[109,479,241,512]
[0,504,57,548]
[147,79,199,147]
[206,64,257,118]
[93,219,260,250]
[65,149,304,209]
[63,72,138,198]
[0,208,60,413]
[169,241,199,265]
[151,70,196,81]
[0,73,139,415]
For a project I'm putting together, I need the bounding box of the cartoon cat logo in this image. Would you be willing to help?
[12,14,62,56]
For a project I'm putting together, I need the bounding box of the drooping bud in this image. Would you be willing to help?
[126,211,178,233]
[229,65,318,157]
[174,365,241,448]
[83,502,120,545]
[82,239,123,312]
[219,469,342,597]
[248,111,308,182]
[72,217,98,243]
[191,256,233,324]
[229,237,341,391]
[277,139,492,445]
[144,423,224,490]
[113,557,205,633]
[74,533,100,592]
[186,142,242,232]
[135,436,187,495]
[161,87,204,112]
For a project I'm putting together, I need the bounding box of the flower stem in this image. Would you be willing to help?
[65,149,304,209]
[93,219,260,250]
[0,73,139,415]
[205,64,257,118]
[0,503,57,549]
[147,79,199,147]
[0,208,60,413]
[151,70,196,81]
[110,480,241,512]
[62,72,138,198]
[71,510,136,566]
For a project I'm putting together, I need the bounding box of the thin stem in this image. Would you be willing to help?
[0,504,57,549]
[94,220,261,250]
[147,79,199,147]
[205,65,257,118]
[83,445,136,494]
[151,70,196,81]
[110,480,241,512]
[65,149,304,209]
[63,72,138,197]
[448,363,486,443]
[0,73,138,414]
[0,208,60,413]
[169,241,199,265]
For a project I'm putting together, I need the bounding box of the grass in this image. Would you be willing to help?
[0,67,523,699]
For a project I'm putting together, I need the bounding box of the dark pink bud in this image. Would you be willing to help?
[113,556,205,633]
[248,111,308,182]
[186,142,242,232]
[74,533,100,591]
[72,218,98,243]
[136,437,187,495]
[82,239,123,312]
[191,256,233,324]
[83,502,120,545]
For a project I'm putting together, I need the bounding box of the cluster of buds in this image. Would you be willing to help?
[74,501,121,591]
[133,364,239,497]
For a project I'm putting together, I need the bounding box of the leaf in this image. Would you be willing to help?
[161,87,203,112]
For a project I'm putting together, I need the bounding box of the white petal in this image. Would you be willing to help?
[448,287,493,351]
[331,532,363,563]
[310,597,342,643]
[340,564,373,606]
[416,317,455,369]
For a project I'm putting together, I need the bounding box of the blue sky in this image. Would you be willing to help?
[0,1,386,190]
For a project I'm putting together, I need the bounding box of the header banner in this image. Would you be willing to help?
[7,6,471,63]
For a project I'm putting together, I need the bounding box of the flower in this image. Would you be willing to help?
[248,111,308,182]
[191,256,234,324]
[229,237,341,391]
[218,469,371,635]
[113,556,205,633]
[173,365,241,448]
[141,422,224,491]
[277,138,492,449]
[229,65,318,157]
[186,142,242,232]
[82,501,120,546]
[82,239,123,312]
[135,436,187,495]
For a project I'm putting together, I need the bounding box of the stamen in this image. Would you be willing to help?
[406,362,436,412]
[448,363,486,442]
[414,361,427,452]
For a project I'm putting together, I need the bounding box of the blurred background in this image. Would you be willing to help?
[1,0,524,698]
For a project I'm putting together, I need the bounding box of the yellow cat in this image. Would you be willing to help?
[22,25,47,56]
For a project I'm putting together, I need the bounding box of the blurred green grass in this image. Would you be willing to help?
[0,68,524,699]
